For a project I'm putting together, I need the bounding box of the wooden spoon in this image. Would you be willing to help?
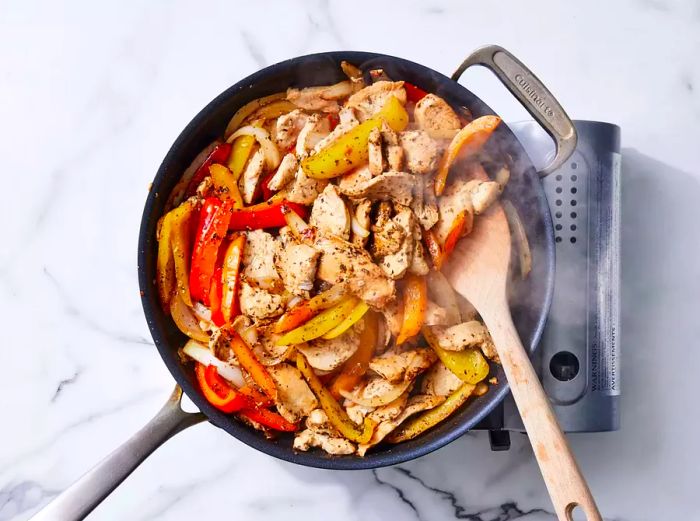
[442,201,603,521]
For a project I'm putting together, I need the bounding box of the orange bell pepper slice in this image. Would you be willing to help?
[221,233,246,323]
[330,311,378,399]
[434,115,501,196]
[238,407,298,432]
[297,352,376,443]
[228,330,278,400]
[396,274,428,345]
[442,209,473,261]
[423,228,445,270]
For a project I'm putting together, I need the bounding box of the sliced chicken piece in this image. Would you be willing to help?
[399,130,440,175]
[275,242,320,296]
[346,81,407,121]
[268,363,318,423]
[305,408,339,435]
[414,93,462,139]
[378,205,415,280]
[433,178,475,244]
[340,375,412,407]
[314,234,395,307]
[409,240,430,276]
[368,347,437,383]
[351,199,372,247]
[309,184,351,240]
[296,114,331,157]
[280,167,328,205]
[338,170,416,206]
[481,337,499,363]
[294,429,356,454]
[381,123,404,171]
[195,176,214,198]
[370,202,404,258]
[239,148,266,204]
[357,394,445,456]
[368,127,384,175]
[312,107,360,152]
[433,320,490,351]
[424,300,450,326]
[276,109,310,150]
[286,80,354,113]
[243,230,281,290]
[345,403,375,426]
[252,330,292,366]
[381,298,403,339]
[296,328,360,371]
[267,153,298,191]
[421,360,464,396]
[411,177,439,230]
[369,392,409,422]
[239,281,285,320]
[466,179,501,214]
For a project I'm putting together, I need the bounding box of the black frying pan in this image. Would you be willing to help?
[31,46,576,521]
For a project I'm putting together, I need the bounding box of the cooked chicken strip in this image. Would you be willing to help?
[379,205,415,280]
[399,130,440,175]
[305,408,339,436]
[356,394,445,456]
[371,202,405,258]
[411,177,439,230]
[314,233,395,307]
[312,106,359,152]
[275,242,320,296]
[240,148,266,204]
[466,179,501,214]
[433,321,490,351]
[268,363,318,423]
[239,281,284,320]
[296,328,360,371]
[338,170,415,206]
[267,152,298,191]
[293,429,355,454]
[421,360,464,396]
[433,178,475,243]
[280,167,328,205]
[286,80,354,113]
[276,109,310,150]
[381,123,404,170]
[243,230,281,290]
[414,93,461,139]
[368,127,384,175]
[340,375,412,407]
[409,240,430,276]
[309,184,351,240]
[381,298,403,339]
[369,347,437,383]
[423,300,450,326]
[296,113,331,157]
[346,81,407,121]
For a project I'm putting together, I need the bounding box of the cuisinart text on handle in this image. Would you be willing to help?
[514,74,555,118]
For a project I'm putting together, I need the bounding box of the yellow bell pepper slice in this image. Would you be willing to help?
[156,212,176,310]
[386,382,475,443]
[423,326,490,384]
[250,99,297,121]
[301,96,409,179]
[226,135,255,180]
[322,300,369,339]
[434,115,501,196]
[209,164,244,207]
[297,352,376,443]
[169,200,197,307]
[277,297,357,345]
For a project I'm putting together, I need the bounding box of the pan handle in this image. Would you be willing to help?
[452,45,577,177]
[30,386,205,521]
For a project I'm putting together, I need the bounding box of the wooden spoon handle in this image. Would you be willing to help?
[485,308,603,521]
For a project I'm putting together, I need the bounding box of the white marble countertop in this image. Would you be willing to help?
[1,1,699,520]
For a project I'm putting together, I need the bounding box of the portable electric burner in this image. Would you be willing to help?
[478,120,621,450]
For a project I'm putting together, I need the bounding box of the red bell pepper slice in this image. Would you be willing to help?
[209,265,225,326]
[195,363,255,413]
[327,112,340,131]
[185,143,233,198]
[404,82,428,104]
[259,170,277,202]
[189,197,233,305]
[239,407,298,432]
[228,200,309,231]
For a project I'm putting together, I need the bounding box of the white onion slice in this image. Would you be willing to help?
[503,200,532,279]
[351,214,370,238]
[226,125,281,170]
[182,340,245,388]
[170,294,210,343]
[224,92,286,139]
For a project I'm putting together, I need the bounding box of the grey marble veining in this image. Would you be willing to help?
[1,0,698,520]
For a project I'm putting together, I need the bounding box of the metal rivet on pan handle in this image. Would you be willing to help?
[452,45,578,177]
